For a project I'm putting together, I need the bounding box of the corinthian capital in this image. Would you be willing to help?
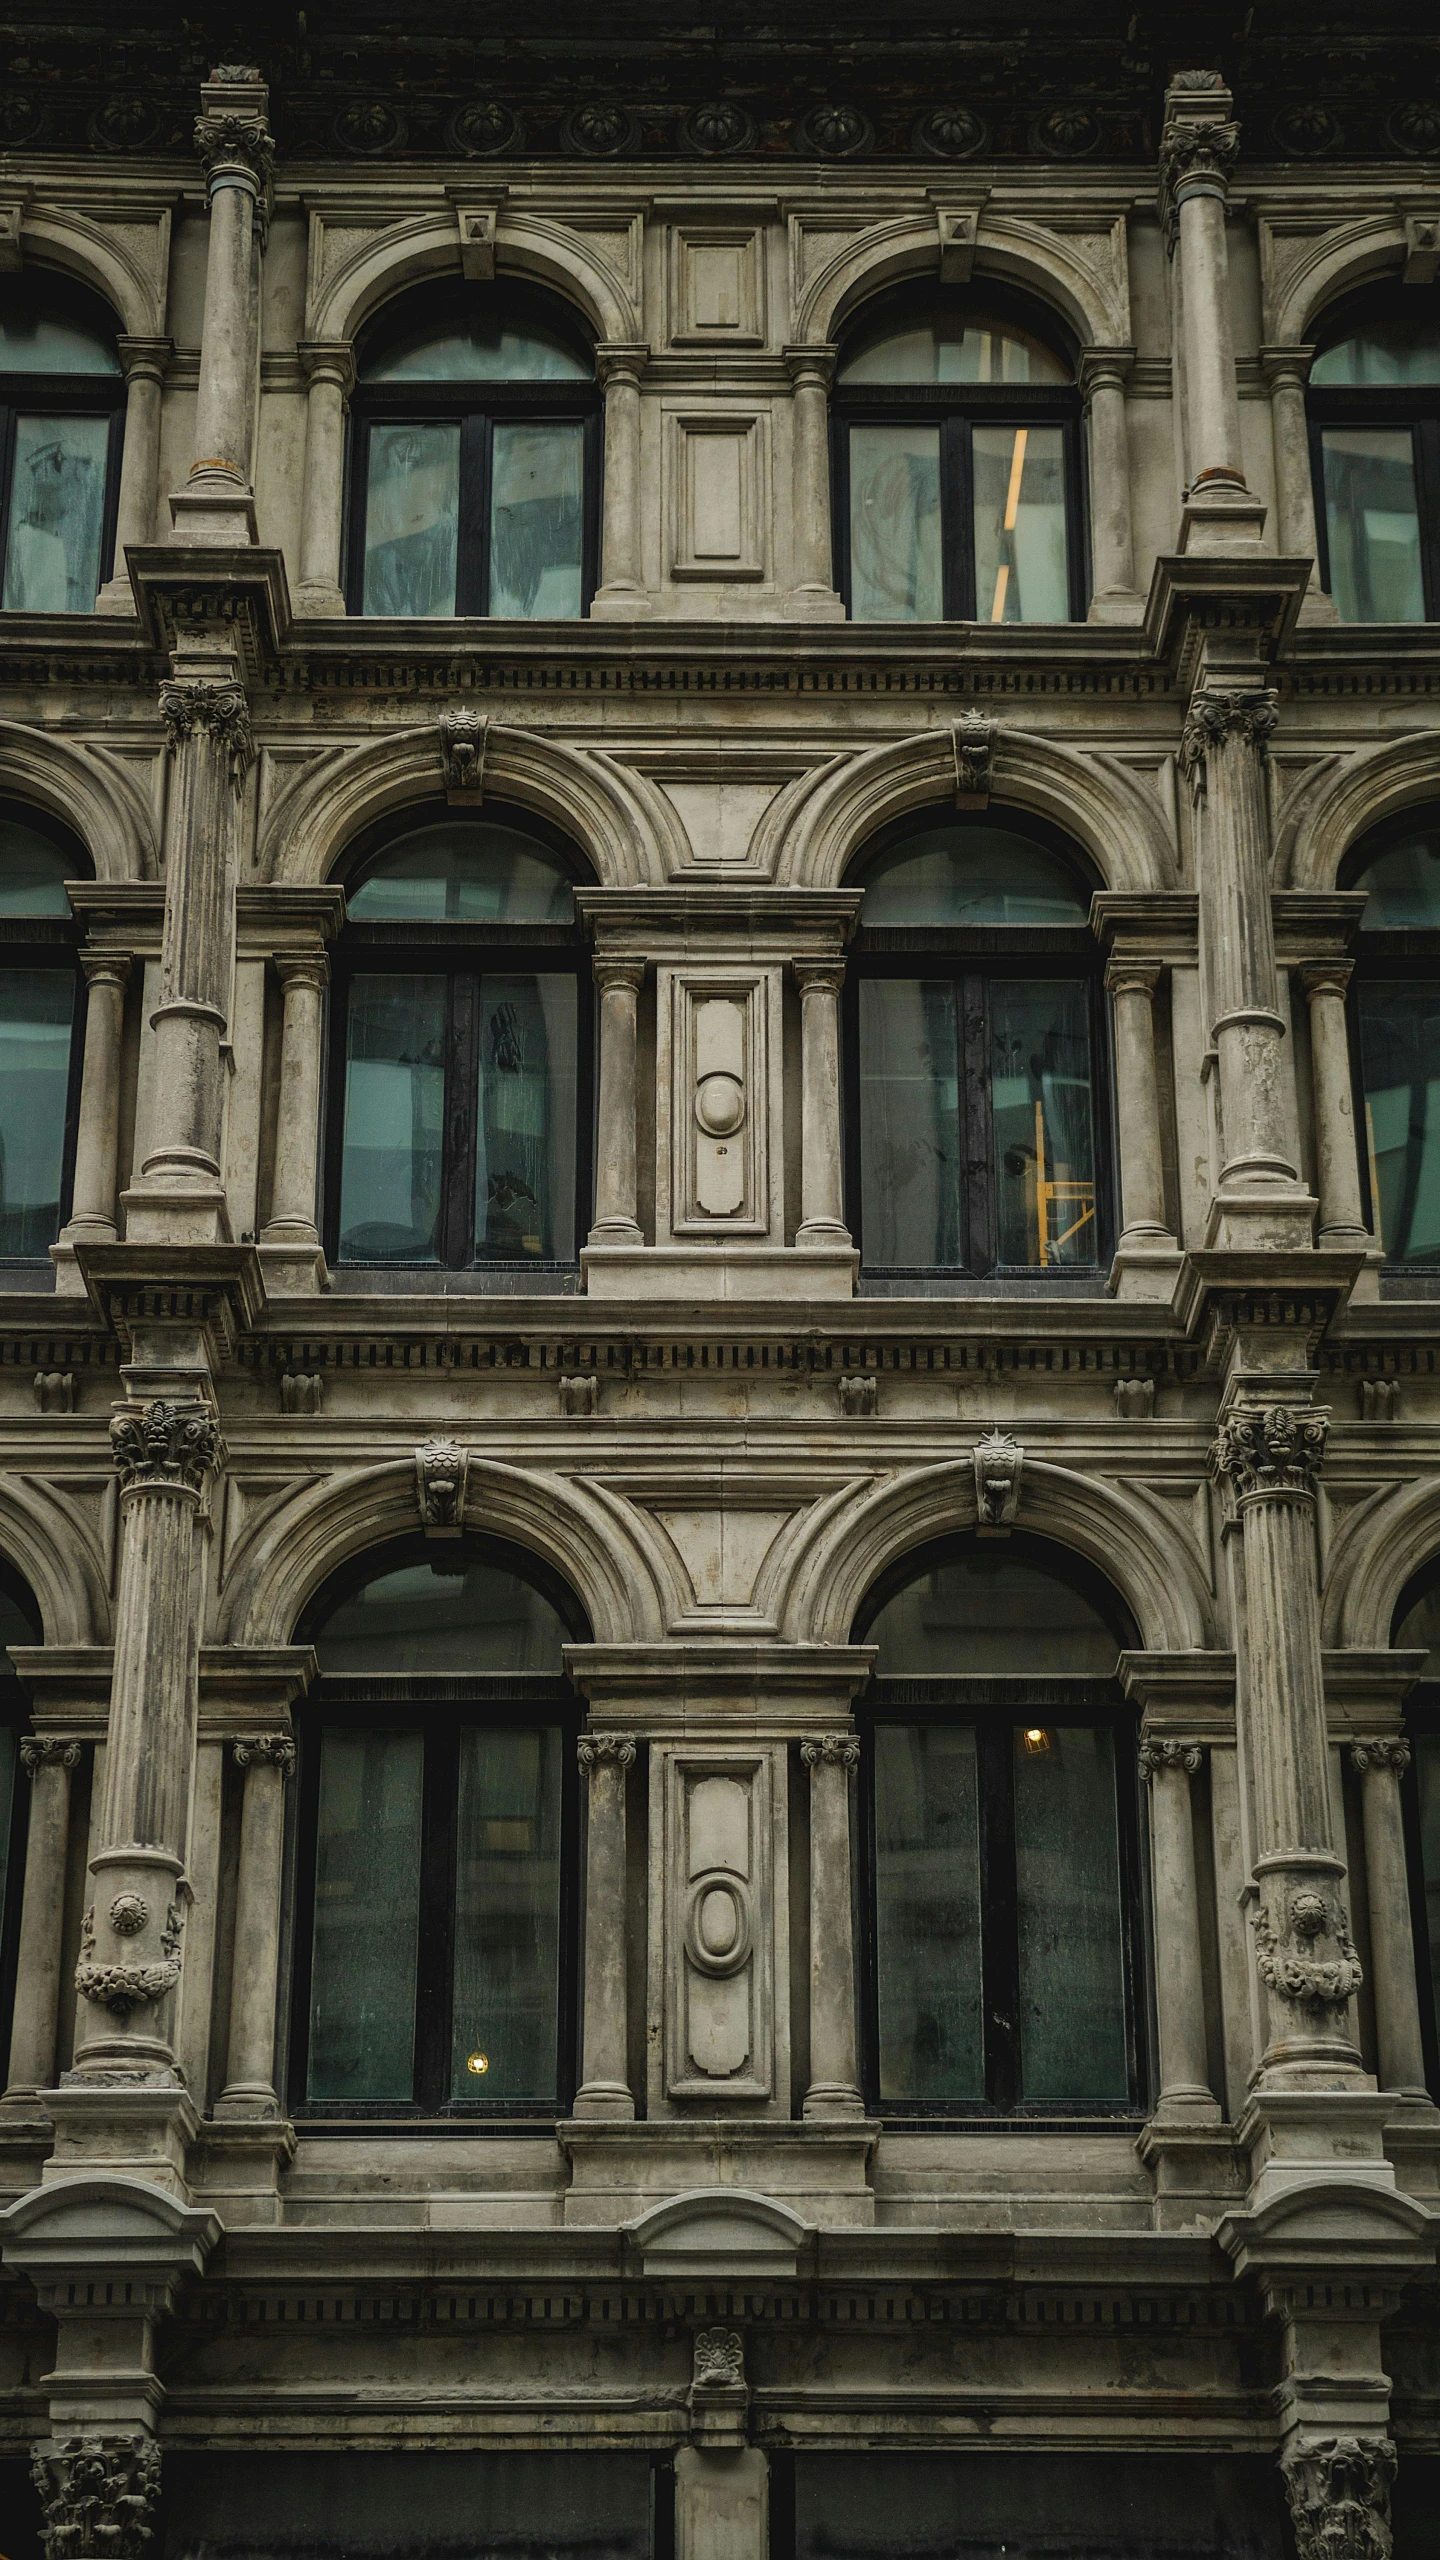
[1282,2435,1396,2560]
[159,679,253,793]
[110,1398,222,1493]
[194,108,277,242]
[32,2434,164,2560]
[1158,114,1241,250]
[1178,688,1279,797]
[1211,1402,1329,1502]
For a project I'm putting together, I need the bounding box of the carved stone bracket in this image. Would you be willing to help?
[1139,1740,1204,1779]
[32,2433,164,2560]
[232,1734,296,1777]
[577,1734,636,1773]
[158,678,254,793]
[1211,1403,1329,1504]
[800,1733,860,1770]
[110,1399,223,1495]
[415,1438,469,1538]
[439,708,488,800]
[952,712,996,807]
[974,1430,1023,1534]
[1282,2435,1396,2560]
[21,1736,82,1772]
[1179,687,1279,799]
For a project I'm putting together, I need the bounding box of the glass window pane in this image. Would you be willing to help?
[1311,295,1440,386]
[1355,824,1440,929]
[0,967,73,1254]
[308,1728,423,2103]
[0,822,76,915]
[348,819,575,924]
[363,304,590,384]
[1416,1737,1440,2062]
[476,974,577,1260]
[489,421,584,619]
[2,416,110,612]
[0,279,120,375]
[1321,429,1425,623]
[858,823,1087,926]
[990,977,1096,1269]
[972,424,1069,624]
[1358,982,1440,1262]
[849,423,942,622]
[362,422,460,617]
[314,1559,570,1677]
[840,308,1069,387]
[858,977,961,1266]
[867,1551,1122,1677]
[874,1724,983,2102]
[1013,1722,1128,2101]
[338,973,446,1263]
[451,1725,562,2101]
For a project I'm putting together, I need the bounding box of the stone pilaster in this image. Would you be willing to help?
[587,957,645,1246]
[95,337,172,613]
[258,953,330,1292]
[794,962,851,1250]
[574,1735,636,2120]
[170,67,273,546]
[216,1735,294,2119]
[4,1740,82,2103]
[590,344,650,615]
[1158,71,1264,552]
[1139,1740,1219,2122]
[1350,1740,1430,2100]
[294,342,355,616]
[784,346,845,620]
[800,1733,864,2120]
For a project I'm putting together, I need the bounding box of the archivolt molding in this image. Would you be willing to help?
[1275,732,1440,890]
[304,206,636,349]
[0,1472,111,1645]
[1321,1473,1436,1650]
[258,724,685,888]
[779,1456,1214,1653]
[1259,208,1408,351]
[775,726,1177,892]
[0,721,157,882]
[795,208,1127,353]
[21,202,170,338]
[214,1454,669,1649]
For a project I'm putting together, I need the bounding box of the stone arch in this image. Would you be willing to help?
[1276,733,1440,893]
[767,726,1177,893]
[0,1475,110,1647]
[15,205,163,337]
[796,209,1128,354]
[0,722,157,883]
[777,1455,1213,1654]
[1263,211,1411,351]
[1322,1474,1440,1651]
[305,208,636,351]
[215,1455,669,1651]
[258,723,686,890]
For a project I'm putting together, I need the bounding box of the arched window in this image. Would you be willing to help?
[833,289,1080,624]
[1391,1567,1440,2093]
[854,1537,1141,2115]
[0,803,86,1263]
[327,807,591,1276]
[1308,283,1440,622]
[0,1562,43,2052]
[292,1537,585,2117]
[0,275,123,614]
[844,812,1107,1281]
[347,283,598,620]
[1344,807,1440,1268]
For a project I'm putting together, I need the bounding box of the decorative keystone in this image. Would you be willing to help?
[837,1374,877,1418]
[439,708,487,799]
[415,1438,469,1538]
[952,711,996,806]
[974,1430,1023,1534]
[559,1374,598,1417]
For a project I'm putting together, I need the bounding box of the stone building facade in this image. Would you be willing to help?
[0,15,1437,2558]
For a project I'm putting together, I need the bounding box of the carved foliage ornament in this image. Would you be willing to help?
[577,1734,636,1773]
[110,1399,221,1493]
[32,2433,163,2560]
[20,1737,81,1772]
[952,711,996,804]
[692,2326,746,2389]
[1350,1738,1412,1778]
[233,1734,296,1776]
[158,680,254,794]
[1139,1740,1203,1779]
[1157,116,1241,249]
[1282,2435,1396,2560]
[416,1438,469,1536]
[439,708,488,797]
[974,1430,1023,1533]
[1179,688,1279,795]
[193,108,277,197]
[1211,1403,1329,1502]
[75,1896,185,2016]
[1253,1892,1363,2015]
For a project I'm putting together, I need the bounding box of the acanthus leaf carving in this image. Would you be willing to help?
[1211,1403,1329,1502]
[158,679,254,793]
[1158,116,1242,251]
[110,1398,222,1494]
[1282,2434,1396,2560]
[32,2432,163,2560]
[974,1430,1024,1534]
[1179,687,1279,798]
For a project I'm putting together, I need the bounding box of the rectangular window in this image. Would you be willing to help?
[873,1723,983,2101]
[2,414,111,612]
[989,976,1096,1269]
[1320,427,1426,623]
[1357,981,1440,1262]
[971,423,1069,625]
[475,973,578,1260]
[361,421,462,618]
[0,966,74,1255]
[857,977,961,1265]
[489,420,584,619]
[1013,1722,1128,2101]
[308,1727,424,2104]
[450,1725,563,2101]
[337,973,447,1264]
[848,423,943,622]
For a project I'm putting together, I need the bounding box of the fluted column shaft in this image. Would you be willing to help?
[1106,961,1174,1244]
[1351,1740,1429,2098]
[802,1734,864,2120]
[784,346,842,617]
[574,1735,634,2119]
[295,344,354,615]
[262,956,328,1243]
[1141,1741,1218,2117]
[96,338,171,614]
[592,345,648,610]
[4,1739,81,2099]
[1079,349,1137,600]
[588,957,644,1244]
[795,960,850,1246]
[218,1736,294,2116]
[1301,962,1369,1249]
[63,956,131,1242]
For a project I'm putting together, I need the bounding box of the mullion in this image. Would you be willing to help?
[414,1717,459,2110]
[457,410,490,617]
[444,969,478,1270]
[960,964,991,1277]
[1417,416,1440,621]
[978,1718,1021,2110]
[947,416,975,622]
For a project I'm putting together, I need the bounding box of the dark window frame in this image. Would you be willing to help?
[0,798,89,1267]
[1305,285,1440,622]
[0,374,125,616]
[1340,809,1440,1271]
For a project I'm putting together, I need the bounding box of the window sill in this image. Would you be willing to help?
[328,1261,582,1297]
[857,1270,1109,1298]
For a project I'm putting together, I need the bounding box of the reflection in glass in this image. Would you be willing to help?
[972,424,1068,624]
[858,825,1087,927]
[476,974,577,1260]
[858,978,961,1265]
[338,974,446,1262]
[0,824,75,915]
[1417,1736,1440,2060]
[363,309,589,386]
[1311,308,1440,387]
[867,1549,1121,1678]
[361,422,460,617]
[1014,1722,1127,2101]
[849,424,941,621]
[451,1725,562,2100]
[308,1727,423,2102]
[1321,428,1425,623]
[314,1558,569,1678]
[0,968,73,1254]
[990,978,1096,1267]
[490,422,584,618]
[2,416,110,612]
[348,820,574,925]
[874,1725,983,2101]
[839,309,1068,388]
[1358,983,1440,1262]
[1356,827,1440,929]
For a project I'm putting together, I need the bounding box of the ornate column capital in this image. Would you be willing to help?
[1105,957,1164,1001]
[110,1398,223,1495]
[594,341,649,393]
[159,677,253,793]
[1300,958,1354,1004]
[1179,688,1279,798]
[21,1736,82,1772]
[32,2434,164,2560]
[1076,344,1136,405]
[1157,75,1241,250]
[1260,342,1317,394]
[1282,2434,1396,2560]
[232,1734,295,1777]
[1350,1737,1412,1778]
[801,1732,860,1770]
[1139,1739,1204,1779]
[1210,1403,1329,1505]
[80,951,132,993]
[577,1734,636,1772]
[193,104,276,228]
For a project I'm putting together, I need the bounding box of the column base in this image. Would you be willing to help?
[42,2084,199,2199]
[168,484,259,547]
[1108,1236,1183,1302]
[582,1242,858,1300]
[570,2081,636,2122]
[795,1217,855,1251]
[120,1178,232,1248]
[257,1236,330,1294]
[802,2082,867,2122]
[783,586,847,621]
[1202,1185,1318,1253]
[586,1217,644,1250]
[1178,482,1268,554]
[292,581,347,619]
[588,585,654,620]
[195,2115,296,2225]
[95,572,140,618]
[1135,2111,1241,2231]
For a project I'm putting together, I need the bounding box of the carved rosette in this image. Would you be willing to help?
[1139,1740,1204,1780]
[1211,1404,1329,1506]
[158,679,254,793]
[32,2433,164,2560]
[800,1733,860,1770]
[1179,687,1279,797]
[1158,115,1242,249]
[233,1734,296,1777]
[1282,2434,1396,2560]
[577,1735,636,1774]
[20,1736,82,1773]
[110,1399,222,1495]
[692,2325,746,2389]
[1350,1738,1412,1779]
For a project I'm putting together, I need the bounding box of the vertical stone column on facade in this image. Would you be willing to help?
[122,657,250,1247]
[801,1734,864,2120]
[3,1739,81,2101]
[295,342,356,615]
[590,344,650,614]
[1140,1741,1219,2119]
[1261,346,1335,612]
[170,68,273,546]
[1078,347,1138,610]
[794,961,852,1250]
[1282,2435,1398,2560]
[1158,73,1264,551]
[259,954,329,1288]
[1211,1402,1367,2089]
[53,955,131,1287]
[674,2448,769,2560]
[1350,1740,1429,2098]
[68,1397,221,2088]
[217,1735,295,2117]
[783,346,845,619]
[1300,963,1371,1252]
[574,1736,635,2120]
[1183,689,1316,1252]
[1105,959,1180,1285]
[588,958,645,1246]
[95,338,172,613]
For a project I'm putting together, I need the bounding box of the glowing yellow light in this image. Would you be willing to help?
[466,2051,489,2076]
[1022,1727,1051,1756]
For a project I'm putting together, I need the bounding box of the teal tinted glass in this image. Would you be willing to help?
[313,1558,569,1677]
[874,1723,983,2101]
[1355,825,1440,928]
[858,977,961,1266]
[1311,304,1440,386]
[0,967,73,1253]
[362,305,590,384]
[475,973,577,1260]
[337,972,446,1262]
[0,821,74,914]
[849,423,941,621]
[2,415,111,612]
[361,422,460,618]
[867,1549,1120,1677]
[839,308,1068,387]
[857,826,1088,925]
[307,1726,423,2102]
[972,423,1069,623]
[990,976,1097,1268]
[1358,981,1440,1262]
[1321,428,1424,623]
[348,821,575,924]
[450,1724,562,2101]
[1013,1721,1127,2101]
[489,420,584,618]
[0,280,120,375]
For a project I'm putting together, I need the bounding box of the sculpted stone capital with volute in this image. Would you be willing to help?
[232,1734,296,1777]
[1210,1403,1329,1505]
[1282,2434,1396,2560]
[801,1732,860,1771]
[110,1399,223,1496]
[159,678,253,793]
[1179,688,1279,797]
[1139,1739,1204,1780]
[577,1734,636,1773]
[1350,1737,1412,1779]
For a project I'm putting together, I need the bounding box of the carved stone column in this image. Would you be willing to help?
[259,953,329,1289]
[95,337,172,614]
[1183,690,1315,1253]
[53,956,131,1287]
[3,1739,81,2102]
[801,1733,864,2121]
[1300,962,1370,1252]
[1158,73,1264,551]
[588,957,645,1246]
[784,345,845,620]
[1105,959,1180,1285]
[574,1735,635,2120]
[217,1735,294,2118]
[1351,1739,1429,2099]
[170,68,272,547]
[1078,346,1138,611]
[1211,1402,1366,2088]
[295,342,355,616]
[1261,344,1334,613]
[590,344,650,615]
[794,961,851,1249]
[1139,1740,1219,2120]
[123,660,250,1247]
[1282,2436,1397,2560]
[68,1397,221,2090]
